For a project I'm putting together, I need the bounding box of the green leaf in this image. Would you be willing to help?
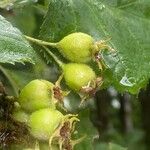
[6,6,36,36]
[0,15,35,64]
[40,0,150,94]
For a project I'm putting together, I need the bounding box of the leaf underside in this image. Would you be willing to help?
[40,0,150,94]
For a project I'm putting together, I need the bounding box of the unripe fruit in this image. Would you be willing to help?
[18,79,56,113]
[58,32,94,63]
[12,109,29,123]
[28,108,63,141]
[63,63,96,91]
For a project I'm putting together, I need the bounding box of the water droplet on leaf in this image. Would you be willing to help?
[120,75,134,87]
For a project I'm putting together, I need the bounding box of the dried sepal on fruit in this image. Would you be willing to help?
[92,38,115,70]
[79,77,103,105]
[49,114,85,150]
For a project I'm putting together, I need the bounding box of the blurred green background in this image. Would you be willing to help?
[0,0,150,150]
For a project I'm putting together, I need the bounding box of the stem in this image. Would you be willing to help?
[24,35,58,48]
[25,35,65,68]
[42,46,64,68]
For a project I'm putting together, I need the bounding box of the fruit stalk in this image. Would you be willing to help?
[24,35,64,68]
[42,46,64,68]
[24,35,58,48]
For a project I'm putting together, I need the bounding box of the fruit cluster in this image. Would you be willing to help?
[10,32,113,150]
[11,79,82,150]
[25,32,111,102]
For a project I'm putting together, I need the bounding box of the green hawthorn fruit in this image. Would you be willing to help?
[18,79,56,113]
[28,108,63,141]
[57,32,94,63]
[63,63,96,91]
[12,109,29,123]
